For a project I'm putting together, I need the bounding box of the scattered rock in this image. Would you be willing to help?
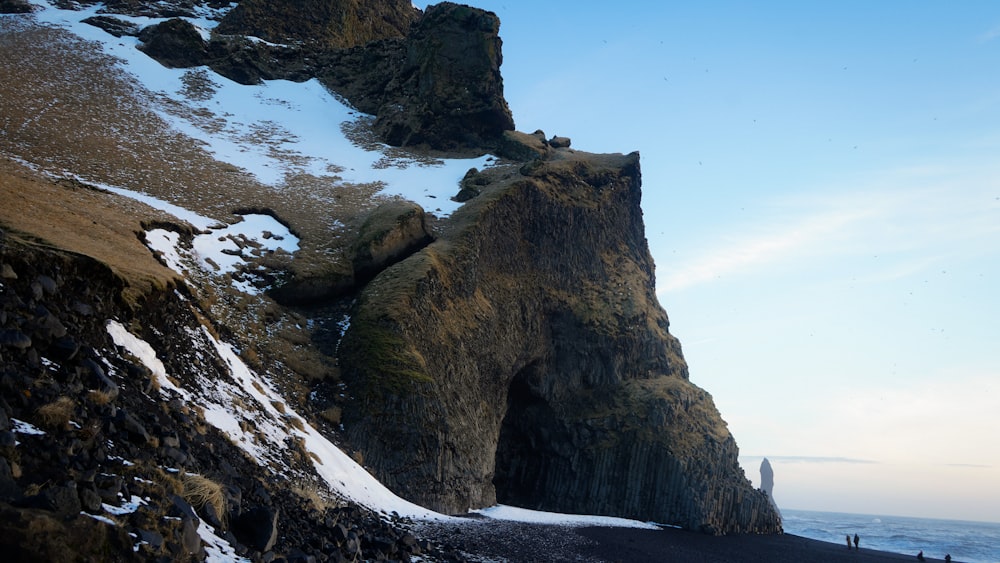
[0,329,31,350]
[495,130,553,161]
[82,15,142,38]
[31,483,82,517]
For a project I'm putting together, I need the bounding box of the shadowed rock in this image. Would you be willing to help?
[338,150,782,534]
[351,200,434,284]
[137,18,208,68]
[320,2,515,150]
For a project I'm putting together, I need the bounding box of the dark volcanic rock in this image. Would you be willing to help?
[233,506,279,552]
[373,2,515,149]
[215,0,418,49]
[0,0,33,14]
[82,15,141,38]
[319,2,514,151]
[138,18,208,68]
[339,150,782,534]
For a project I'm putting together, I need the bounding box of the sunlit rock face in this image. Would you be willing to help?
[320,2,515,151]
[215,0,418,49]
[338,148,783,534]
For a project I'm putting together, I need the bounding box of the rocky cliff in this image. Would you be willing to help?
[338,146,780,533]
[1,3,782,561]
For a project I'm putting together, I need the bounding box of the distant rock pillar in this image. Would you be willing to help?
[760,457,778,511]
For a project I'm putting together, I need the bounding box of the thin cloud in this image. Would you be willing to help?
[657,208,870,293]
[945,463,992,469]
[741,455,877,465]
[978,24,1000,43]
[656,162,1000,295]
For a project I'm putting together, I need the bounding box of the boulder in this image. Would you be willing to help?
[351,200,433,283]
[233,506,279,552]
[495,130,552,162]
[548,135,571,149]
[138,18,208,68]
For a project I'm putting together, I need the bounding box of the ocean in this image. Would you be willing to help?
[780,509,1000,563]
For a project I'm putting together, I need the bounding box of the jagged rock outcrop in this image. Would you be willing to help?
[138,18,208,68]
[215,0,418,49]
[131,2,513,151]
[319,2,515,150]
[338,148,782,534]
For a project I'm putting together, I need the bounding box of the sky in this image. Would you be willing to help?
[409,1,1000,523]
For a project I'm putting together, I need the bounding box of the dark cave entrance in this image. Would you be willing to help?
[493,361,558,507]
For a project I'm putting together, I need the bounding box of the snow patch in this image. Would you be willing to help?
[10,418,45,436]
[106,320,186,396]
[146,229,185,273]
[198,519,251,563]
[83,512,118,526]
[29,1,495,216]
[473,505,661,530]
[103,495,147,516]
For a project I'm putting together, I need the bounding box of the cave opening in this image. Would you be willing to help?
[493,361,556,508]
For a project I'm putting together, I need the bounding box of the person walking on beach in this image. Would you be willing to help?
[854,533,860,550]
[846,535,852,549]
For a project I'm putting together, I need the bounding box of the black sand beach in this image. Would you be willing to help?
[577,526,951,563]
[421,519,955,562]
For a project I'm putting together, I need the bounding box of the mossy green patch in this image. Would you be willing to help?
[342,314,432,401]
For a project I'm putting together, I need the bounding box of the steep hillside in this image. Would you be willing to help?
[1,0,781,561]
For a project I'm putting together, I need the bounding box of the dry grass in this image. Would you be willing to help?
[35,396,75,429]
[0,19,407,288]
[286,416,305,432]
[86,389,115,406]
[0,159,179,304]
[181,473,227,523]
[290,478,341,513]
[319,406,342,425]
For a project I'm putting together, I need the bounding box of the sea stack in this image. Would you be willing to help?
[760,457,779,511]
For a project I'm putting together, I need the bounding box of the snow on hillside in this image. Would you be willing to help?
[21,0,663,537]
[29,0,493,216]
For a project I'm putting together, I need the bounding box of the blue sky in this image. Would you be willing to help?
[416,2,1000,523]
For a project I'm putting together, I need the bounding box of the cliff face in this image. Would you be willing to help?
[3,0,782,547]
[338,149,781,534]
[215,0,419,49]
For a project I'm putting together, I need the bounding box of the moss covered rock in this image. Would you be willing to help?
[338,150,781,534]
